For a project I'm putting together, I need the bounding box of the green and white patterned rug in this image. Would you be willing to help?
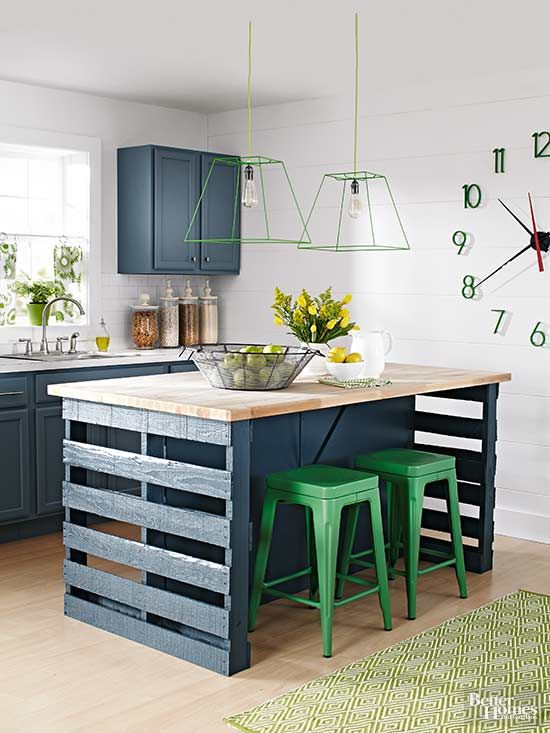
[226,590,550,732]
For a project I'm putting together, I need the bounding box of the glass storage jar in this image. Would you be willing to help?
[159,280,179,348]
[199,280,218,344]
[131,293,159,349]
[179,280,199,346]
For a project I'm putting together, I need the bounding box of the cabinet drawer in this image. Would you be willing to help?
[36,364,169,404]
[0,376,29,409]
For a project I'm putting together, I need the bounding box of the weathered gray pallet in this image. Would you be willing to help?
[63,481,230,547]
[63,399,231,445]
[64,523,230,593]
[63,440,232,499]
[64,561,229,637]
[65,595,231,675]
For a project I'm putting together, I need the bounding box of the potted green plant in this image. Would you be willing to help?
[11,275,67,326]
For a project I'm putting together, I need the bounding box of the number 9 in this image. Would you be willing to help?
[452,230,468,255]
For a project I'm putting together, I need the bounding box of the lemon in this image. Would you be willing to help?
[345,352,364,363]
[327,347,347,364]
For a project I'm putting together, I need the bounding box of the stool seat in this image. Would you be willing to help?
[356,448,455,478]
[267,464,378,499]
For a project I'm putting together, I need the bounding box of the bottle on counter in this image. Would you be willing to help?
[199,279,218,345]
[179,280,199,346]
[96,318,110,352]
[159,280,179,348]
[131,293,159,349]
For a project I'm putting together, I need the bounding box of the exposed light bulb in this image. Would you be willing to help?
[348,178,363,219]
[242,164,258,208]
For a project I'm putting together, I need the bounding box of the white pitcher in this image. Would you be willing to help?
[351,330,393,378]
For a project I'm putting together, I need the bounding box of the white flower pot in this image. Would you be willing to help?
[299,343,330,379]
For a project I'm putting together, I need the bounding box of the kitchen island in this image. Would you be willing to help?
[50,363,510,675]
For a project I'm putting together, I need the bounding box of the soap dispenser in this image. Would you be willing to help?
[199,279,218,345]
[159,279,179,348]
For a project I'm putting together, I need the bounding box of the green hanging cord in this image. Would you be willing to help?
[247,21,252,158]
[353,12,359,177]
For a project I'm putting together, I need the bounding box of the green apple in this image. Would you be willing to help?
[231,368,246,389]
[247,353,267,370]
[263,344,285,354]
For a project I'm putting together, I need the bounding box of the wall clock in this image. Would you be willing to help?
[453,133,549,348]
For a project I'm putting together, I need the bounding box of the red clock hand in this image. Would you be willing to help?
[528,192,545,273]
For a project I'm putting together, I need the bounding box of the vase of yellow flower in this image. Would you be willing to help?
[271,286,360,377]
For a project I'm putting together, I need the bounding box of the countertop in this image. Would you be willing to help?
[0,348,184,374]
[49,362,511,422]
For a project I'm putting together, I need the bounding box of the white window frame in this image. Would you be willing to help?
[0,124,101,348]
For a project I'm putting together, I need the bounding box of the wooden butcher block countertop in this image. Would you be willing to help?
[48,362,511,423]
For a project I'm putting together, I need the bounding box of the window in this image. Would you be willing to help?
[0,142,90,326]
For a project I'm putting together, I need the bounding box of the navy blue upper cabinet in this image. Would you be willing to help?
[200,153,241,272]
[117,145,240,275]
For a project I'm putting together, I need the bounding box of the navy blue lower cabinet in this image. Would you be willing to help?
[0,408,32,523]
[36,405,65,515]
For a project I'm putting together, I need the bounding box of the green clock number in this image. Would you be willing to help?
[452,230,468,254]
[530,322,546,347]
[461,275,477,299]
[493,147,505,174]
[491,309,507,334]
[463,184,482,209]
[532,131,550,158]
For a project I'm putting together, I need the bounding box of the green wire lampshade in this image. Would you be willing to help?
[298,13,410,253]
[184,154,312,246]
[297,170,410,252]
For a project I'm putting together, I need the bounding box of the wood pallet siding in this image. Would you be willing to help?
[62,409,249,676]
[413,384,499,572]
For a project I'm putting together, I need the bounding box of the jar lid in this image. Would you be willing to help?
[132,292,158,311]
[180,279,198,302]
[200,279,218,301]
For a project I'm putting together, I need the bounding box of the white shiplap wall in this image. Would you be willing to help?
[208,71,550,544]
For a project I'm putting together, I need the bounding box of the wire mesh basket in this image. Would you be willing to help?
[182,344,320,391]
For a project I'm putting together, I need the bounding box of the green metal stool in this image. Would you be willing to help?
[342,448,468,620]
[248,464,392,658]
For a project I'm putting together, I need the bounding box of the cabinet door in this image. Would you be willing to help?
[0,409,31,522]
[35,405,65,515]
[200,153,241,273]
[154,148,200,271]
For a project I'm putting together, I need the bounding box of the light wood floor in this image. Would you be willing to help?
[1,526,548,733]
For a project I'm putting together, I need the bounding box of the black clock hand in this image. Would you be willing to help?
[498,199,533,237]
[475,242,533,289]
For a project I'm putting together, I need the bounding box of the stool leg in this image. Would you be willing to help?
[248,492,279,632]
[446,472,468,599]
[368,493,392,631]
[388,481,401,580]
[336,504,360,599]
[305,507,318,601]
[400,480,424,620]
[312,501,341,658]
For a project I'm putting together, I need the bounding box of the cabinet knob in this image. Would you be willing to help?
[191,256,197,262]
[204,256,211,263]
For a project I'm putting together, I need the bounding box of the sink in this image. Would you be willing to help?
[0,352,143,362]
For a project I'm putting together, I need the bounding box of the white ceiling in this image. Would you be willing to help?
[1,0,550,113]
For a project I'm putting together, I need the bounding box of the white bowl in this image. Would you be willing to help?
[325,360,364,380]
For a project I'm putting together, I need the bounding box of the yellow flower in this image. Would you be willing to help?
[352,324,360,331]
[307,305,317,316]
[326,318,338,330]
[340,308,349,318]
[310,324,317,334]
[274,316,284,326]
[341,317,350,329]
[342,293,352,305]
[296,294,307,309]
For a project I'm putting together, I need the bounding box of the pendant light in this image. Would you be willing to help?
[298,14,410,252]
[185,22,311,246]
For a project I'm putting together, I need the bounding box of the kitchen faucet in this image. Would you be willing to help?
[40,297,85,354]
